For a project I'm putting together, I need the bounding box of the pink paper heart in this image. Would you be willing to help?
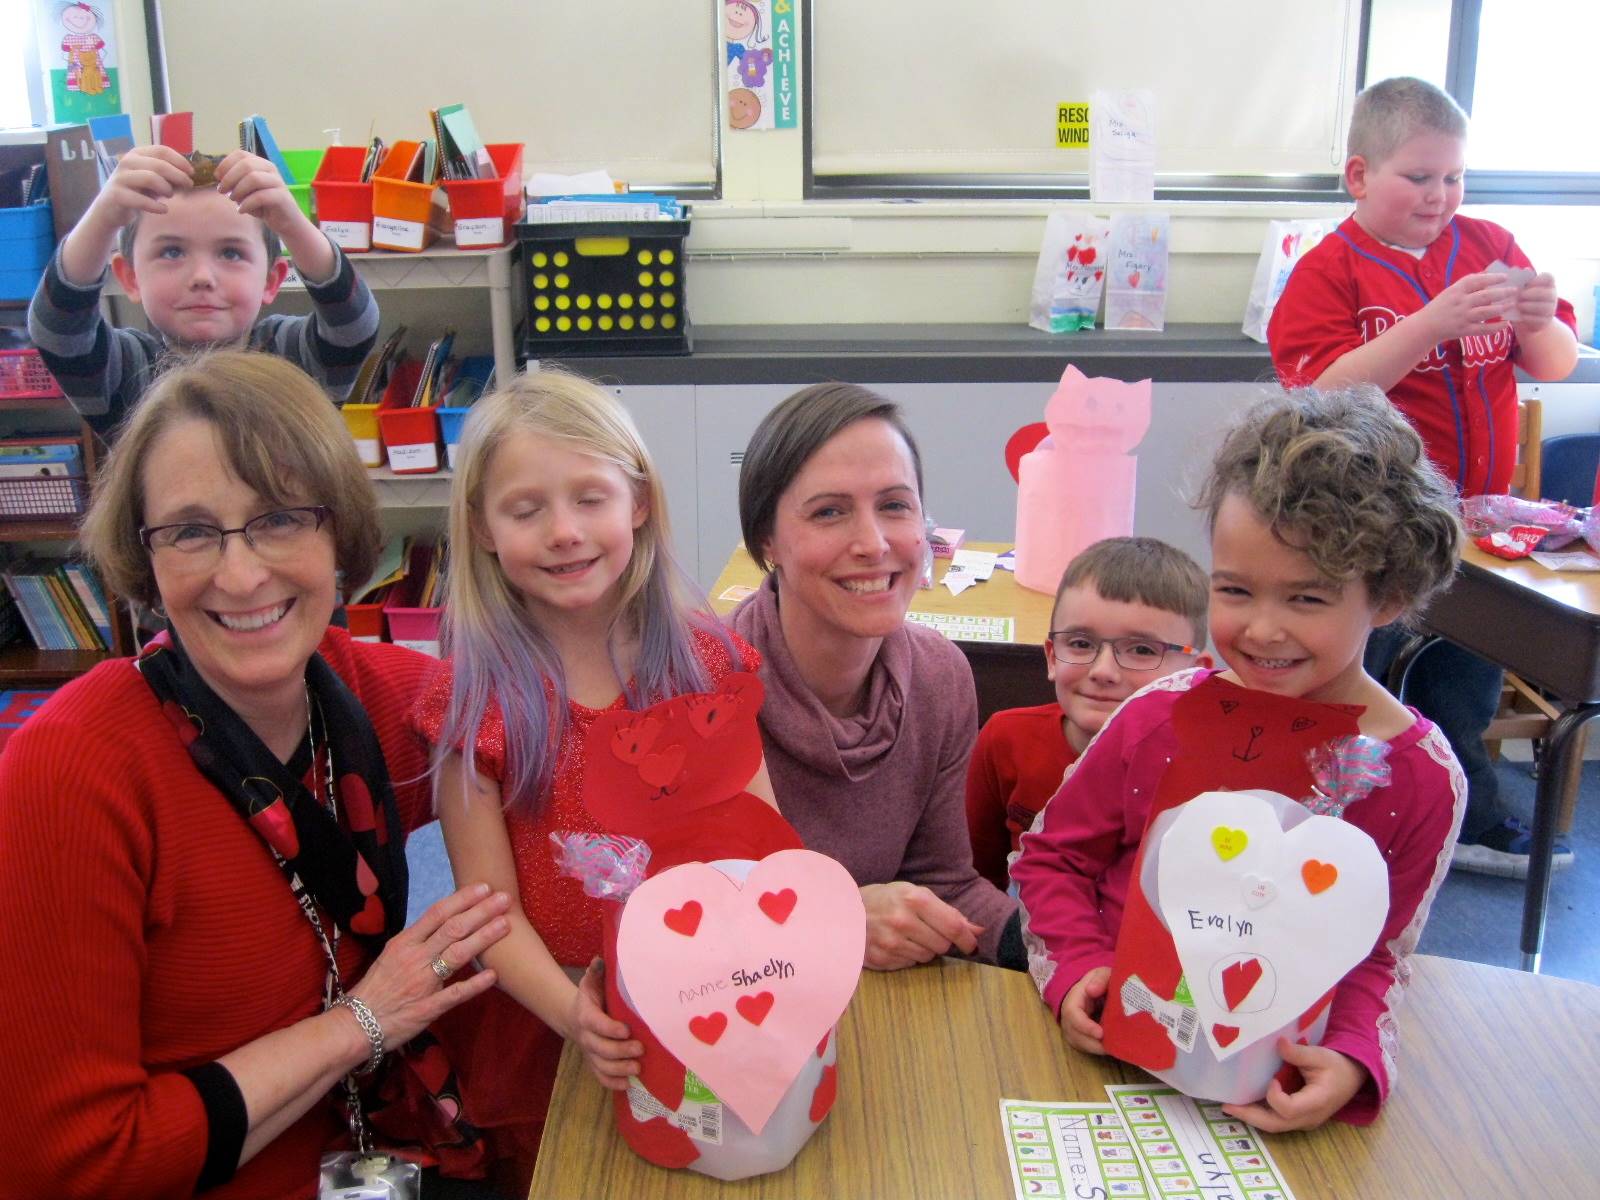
[616,850,866,1133]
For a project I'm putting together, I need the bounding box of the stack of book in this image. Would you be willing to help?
[1,558,114,651]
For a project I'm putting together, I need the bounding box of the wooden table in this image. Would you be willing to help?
[708,543,1057,722]
[1392,543,1600,971]
[529,955,1600,1199]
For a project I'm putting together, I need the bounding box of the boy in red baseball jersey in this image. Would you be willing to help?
[1269,76,1579,877]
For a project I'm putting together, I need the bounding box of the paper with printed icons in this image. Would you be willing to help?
[1155,790,1388,1060]
[615,849,866,1134]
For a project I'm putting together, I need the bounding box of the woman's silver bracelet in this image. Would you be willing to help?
[333,994,384,1074]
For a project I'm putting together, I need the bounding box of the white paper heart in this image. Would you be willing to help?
[1157,790,1388,1060]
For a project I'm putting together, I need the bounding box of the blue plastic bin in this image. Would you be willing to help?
[438,407,472,471]
[0,204,55,302]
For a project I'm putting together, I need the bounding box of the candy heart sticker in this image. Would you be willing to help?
[1240,874,1277,910]
[1158,790,1387,1060]
[616,849,866,1133]
[1301,859,1338,895]
[663,901,702,937]
[1211,827,1248,861]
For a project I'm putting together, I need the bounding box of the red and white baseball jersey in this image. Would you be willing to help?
[1268,214,1577,498]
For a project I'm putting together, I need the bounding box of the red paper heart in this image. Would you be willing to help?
[1221,957,1264,1012]
[736,990,775,1026]
[1212,1023,1241,1047]
[1297,988,1335,1031]
[610,716,663,763]
[816,1031,829,1058]
[809,1063,838,1122]
[638,745,687,789]
[1003,422,1050,482]
[663,900,703,937]
[688,1012,727,1045]
[1301,859,1338,894]
[758,888,797,924]
[685,692,739,738]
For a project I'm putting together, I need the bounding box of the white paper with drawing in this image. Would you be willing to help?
[1090,90,1156,203]
[1105,212,1170,331]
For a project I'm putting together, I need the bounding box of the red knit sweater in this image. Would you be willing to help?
[964,703,1077,890]
[0,629,435,1200]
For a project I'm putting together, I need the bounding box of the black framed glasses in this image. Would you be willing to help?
[1048,631,1201,672]
[139,505,331,562]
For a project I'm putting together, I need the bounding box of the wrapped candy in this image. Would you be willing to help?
[549,831,651,900]
[1462,494,1594,553]
[1301,736,1392,819]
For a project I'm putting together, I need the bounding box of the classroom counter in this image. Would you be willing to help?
[538,322,1600,387]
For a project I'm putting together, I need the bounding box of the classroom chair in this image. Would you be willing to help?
[1539,432,1600,507]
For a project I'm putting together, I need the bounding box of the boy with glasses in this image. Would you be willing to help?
[965,537,1209,889]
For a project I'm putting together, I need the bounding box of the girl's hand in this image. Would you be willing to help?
[1059,966,1110,1055]
[572,959,644,1090]
[1221,1039,1367,1132]
[1511,272,1560,335]
[860,881,982,970]
[347,884,511,1051]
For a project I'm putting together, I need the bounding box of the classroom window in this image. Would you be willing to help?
[156,0,721,192]
[805,0,1366,200]
[0,0,44,129]
[1446,0,1600,199]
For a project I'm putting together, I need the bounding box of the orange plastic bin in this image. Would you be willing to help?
[372,140,441,252]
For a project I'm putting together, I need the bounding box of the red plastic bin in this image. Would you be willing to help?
[345,602,385,642]
[443,143,525,248]
[385,605,443,657]
[0,350,65,400]
[313,146,376,252]
[377,407,441,474]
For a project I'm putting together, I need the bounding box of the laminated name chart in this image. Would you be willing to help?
[905,611,1015,643]
[1105,1085,1296,1200]
[999,1100,1156,1198]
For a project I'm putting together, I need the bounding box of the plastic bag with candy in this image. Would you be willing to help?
[1461,494,1584,548]
[1301,735,1392,818]
[549,831,651,900]
[1476,526,1549,560]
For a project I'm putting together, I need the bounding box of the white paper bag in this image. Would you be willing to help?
[1242,219,1339,343]
[1028,211,1112,333]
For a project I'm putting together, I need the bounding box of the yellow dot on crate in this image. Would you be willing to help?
[576,294,592,310]
[577,315,593,331]
[661,292,676,308]
[598,294,613,309]
[534,295,550,311]
[599,315,614,330]
[619,294,634,309]
[619,315,634,330]
[638,249,654,265]
[531,252,548,268]
[533,273,548,289]
[662,313,677,329]
[638,271,654,287]
[555,294,571,310]
[535,316,552,332]
[641,314,656,330]
[660,249,675,264]
[557,316,572,331]
[554,251,569,267]
[660,271,676,286]
[555,273,569,288]
[640,293,655,308]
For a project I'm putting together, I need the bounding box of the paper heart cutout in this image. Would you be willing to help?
[1301,859,1338,894]
[1240,873,1276,910]
[737,990,775,1025]
[1211,826,1248,861]
[1221,957,1264,1011]
[1213,1024,1240,1047]
[759,888,798,924]
[663,901,703,937]
[809,1064,838,1122]
[638,745,687,790]
[610,716,664,763]
[1158,790,1387,1060]
[689,1012,727,1044]
[616,849,866,1133]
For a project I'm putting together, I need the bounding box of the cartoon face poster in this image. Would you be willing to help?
[726,1,797,131]
[35,1,123,122]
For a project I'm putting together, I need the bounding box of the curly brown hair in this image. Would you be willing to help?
[1196,385,1462,619]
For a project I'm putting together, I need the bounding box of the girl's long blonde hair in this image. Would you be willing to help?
[432,366,727,815]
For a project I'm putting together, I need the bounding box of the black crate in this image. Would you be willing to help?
[515,219,690,356]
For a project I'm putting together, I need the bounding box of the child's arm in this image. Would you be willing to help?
[215,150,336,283]
[435,751,644,1090]
[58,145,194,286]
[1311,272,1518,393]
[1510,273,1580,381]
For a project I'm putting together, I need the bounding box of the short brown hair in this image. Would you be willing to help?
[81,349,380,608]
[1195,384,1462,619]
[117,187,282,264]
[1055,537,1209,648]
[1347,76,1468,167]
[739,382,924,571]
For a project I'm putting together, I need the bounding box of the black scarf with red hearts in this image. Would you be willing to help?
[136,626,408,952]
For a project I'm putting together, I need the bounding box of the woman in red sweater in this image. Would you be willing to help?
[0,352,511,1199]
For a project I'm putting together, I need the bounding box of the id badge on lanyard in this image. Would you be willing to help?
[318,1151,421,1200]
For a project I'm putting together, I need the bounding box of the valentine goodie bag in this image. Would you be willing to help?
[1028,211,1112,332]
[1013,364,1151,594]
[1242,218,1338,343]
[563,672,867,1180]
[1101,675,1391,1104]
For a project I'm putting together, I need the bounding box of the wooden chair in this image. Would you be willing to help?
[1482,397,1585,833]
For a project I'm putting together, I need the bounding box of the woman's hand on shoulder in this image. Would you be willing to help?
[347,883,511,1052]
[859,881,981,970]
[571,959,644,1090]
[1221,1039,1367,1132]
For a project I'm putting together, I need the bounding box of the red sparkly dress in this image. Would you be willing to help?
[411,627,759,1180]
